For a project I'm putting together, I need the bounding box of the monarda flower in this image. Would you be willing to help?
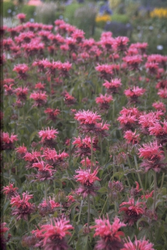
[130,42,148,54]
[30,91,47,107]
[0,222,10,250]
[112,36,129,52]
[103,78,122,94]
[91,216,126,250]
[44,108,60,121]
[138,111,162,134]
[2,132,18,150]
[158,88,167,99]
[138,141,165,172]
[17,13,26,23]
[38,127,59,148]
[149,120,167,144]
[74,110,109,136]
[15,87,28,101]
[62,91,76,106]
[2,183,18,199]
[32,217,73,250]
[119,198,145,226]
[31,161,55,181]
[129,181,142,197]
[117,107,140,130]
[124,87,146,103]
[10,192,35,220]
[145,62,158,75]
[122,237,155,250]
[74,109,101,130]
[152,101,166,112]
[15,144,27,158]
[96,94,113,110]
[74,168,100,197]
[13,64,29,80]
[72,136,99,158]
[123,55,142,71]
[24,151,41,168]
[38,198,60,217]
[42,148,69,170]
[124,130,140,144]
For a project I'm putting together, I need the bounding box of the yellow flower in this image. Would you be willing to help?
[150,8,167,18]
[95,14,111,23]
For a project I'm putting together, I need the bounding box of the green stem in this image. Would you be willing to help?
[91,135,93,173]
[87,195,90,230]
[100,196,108,217]
[134,156,145,196]
[153,171,157,213]
[160,173,165,189]
[77,199,83,225]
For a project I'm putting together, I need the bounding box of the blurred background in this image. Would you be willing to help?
[3,0,167,54]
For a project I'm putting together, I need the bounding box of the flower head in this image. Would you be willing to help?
[91,216,126,250]
[75,168,100,197]
[122,237,154,250]
[2,183,18,199]
[119,198,145,226]
[138,141,165,172]
[10,192,35,220]
[32,217,73,250]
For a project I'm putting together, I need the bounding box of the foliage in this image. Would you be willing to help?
[111,13,129,23]
[74,4,97,37]
[20,5,36,22]
[63,1,82,25]
[2,7,167,250]
[35,2,58,25]
[3,1,15,17]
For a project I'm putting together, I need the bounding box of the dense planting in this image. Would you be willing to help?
[2,14,167,250]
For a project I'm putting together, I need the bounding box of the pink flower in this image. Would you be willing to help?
[15,87,28,101]
[38,198,60,216]
[63,91,76,106]
[96,94,113,110]
[10,192,35,220]
[2,132,18,150]
[13,64,29,80]
[30,91,47,107]
[17,13,26,23]
[44,108,60,121]
[158,88,167,99]
[91,216,126,250]
[73,136,98,157]
[15,144,27,157]
[119,198,145,226]
[75,110,101,125]
[123,55,142,70]
[113,36,129,52]
[31,161,55,181]
[74,110,109,135]
[103,78,122,94]
[124,130,140,144]
[117,107,140,130]
[38,127,59,147]
[152,101,166,112]
[2,183,18,199]
[145,62,158,74]
[122,237,154,250]
[149,120,167,144]
[75,168,100,197]
[138,141,165,172]
[124,87,145,103]
[32,217,73,250]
